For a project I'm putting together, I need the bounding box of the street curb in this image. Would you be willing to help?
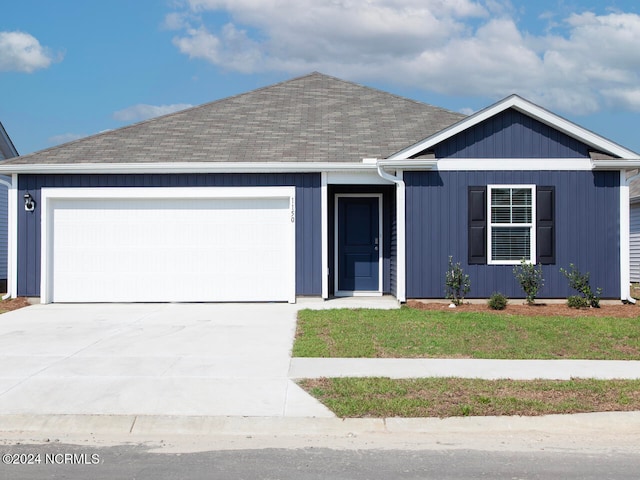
[2,412,639,437]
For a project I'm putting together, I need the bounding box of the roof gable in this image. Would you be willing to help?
[390,94,638,160]
[430,108,592,159]
[5,72,464,166]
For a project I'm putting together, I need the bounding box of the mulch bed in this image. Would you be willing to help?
[407,300,640,318]
[0,297,32,312]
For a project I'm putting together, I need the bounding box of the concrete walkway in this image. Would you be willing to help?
[0,303,333,418]
[1,298,639,442]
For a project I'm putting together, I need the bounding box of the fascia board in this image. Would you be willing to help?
[0,162,379,175]
[389,94,639,160]
[591,160,640,170]
[375,159,437,170]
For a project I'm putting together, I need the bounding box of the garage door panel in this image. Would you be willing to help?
[46,192,295,303]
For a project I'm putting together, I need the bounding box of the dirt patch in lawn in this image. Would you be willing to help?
[0,297,32,313]
[407,300,640,318]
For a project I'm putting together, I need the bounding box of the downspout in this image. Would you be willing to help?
[0,176,13,300]
[623,170,640,304]
[376,162,406,303]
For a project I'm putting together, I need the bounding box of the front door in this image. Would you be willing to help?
[336,195,381,294]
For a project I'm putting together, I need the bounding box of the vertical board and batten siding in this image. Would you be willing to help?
[405,170,620,299]
[17,173,321,297]
[630,202,640,283]
[432,110,591,159]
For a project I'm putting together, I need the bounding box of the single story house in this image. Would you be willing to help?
[0,122,19,292]
[0,72,638,304]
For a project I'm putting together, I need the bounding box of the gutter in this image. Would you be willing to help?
[0,160,440,175]
[0,162,374,175]
[591,160,640,170]
[373,160,408,303]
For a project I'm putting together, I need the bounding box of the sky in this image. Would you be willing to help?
[2,0,640,156]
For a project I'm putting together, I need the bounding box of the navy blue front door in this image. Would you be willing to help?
[337,196,380,292]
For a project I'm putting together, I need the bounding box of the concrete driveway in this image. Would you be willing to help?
[0,303,333,418]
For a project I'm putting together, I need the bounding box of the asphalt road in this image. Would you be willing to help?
[1,443,639,480]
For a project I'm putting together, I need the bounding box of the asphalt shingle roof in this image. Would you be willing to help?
[3,72,466,165]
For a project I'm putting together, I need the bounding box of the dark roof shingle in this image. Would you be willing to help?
[4,72,465,165]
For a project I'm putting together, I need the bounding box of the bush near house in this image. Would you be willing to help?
[487,292,508,310]
[513,259,544,305]
[560,263,602,308]
[444,256,470,306]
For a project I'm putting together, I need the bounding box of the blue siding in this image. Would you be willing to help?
[432,110,592,158]
[17,173,322,297]
[405,171,620,299]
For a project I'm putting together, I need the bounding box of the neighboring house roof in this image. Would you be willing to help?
[0,122,19,160]
[2,72,465,166]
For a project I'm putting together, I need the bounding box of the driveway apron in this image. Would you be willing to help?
[0,303,333,417]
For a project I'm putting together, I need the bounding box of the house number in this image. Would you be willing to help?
[290,198,295,223]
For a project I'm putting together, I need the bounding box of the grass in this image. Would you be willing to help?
[293,307,640,360]
[298,377,640,418]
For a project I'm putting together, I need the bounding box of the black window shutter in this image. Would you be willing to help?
[536,186,555,264]
[468,186,487,264]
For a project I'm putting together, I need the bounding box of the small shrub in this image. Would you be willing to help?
[488,292,508,310]
[560,263,602,308]
[567,295,589,309]
[513,259,544,305]
[445,256,470,306]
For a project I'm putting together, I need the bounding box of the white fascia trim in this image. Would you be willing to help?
[389,95,640,160]
[380,158,604,171]
[39,186,297,304]
[592,160,640,170]
[436,158,594,171]
[375,159,437,170]
[0,162,380,175]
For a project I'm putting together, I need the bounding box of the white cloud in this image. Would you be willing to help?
[113,103,194,122]
[48,133,87,146]
[0,31,60,73]
[167,1,640,115]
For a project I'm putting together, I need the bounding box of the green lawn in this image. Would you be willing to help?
[299,377,640,418]
[293,307,640,360]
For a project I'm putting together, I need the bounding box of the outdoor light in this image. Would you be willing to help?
[24,193,35,212]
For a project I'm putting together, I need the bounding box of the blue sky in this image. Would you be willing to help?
[2,0,640,155]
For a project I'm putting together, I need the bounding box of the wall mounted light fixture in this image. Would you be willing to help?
[24,192,35,212]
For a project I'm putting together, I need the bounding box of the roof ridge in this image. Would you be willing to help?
[307,72,463,116]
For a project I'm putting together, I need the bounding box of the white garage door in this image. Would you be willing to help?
[41,187,296,303]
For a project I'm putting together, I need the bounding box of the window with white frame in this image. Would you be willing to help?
[488,185,536,264]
